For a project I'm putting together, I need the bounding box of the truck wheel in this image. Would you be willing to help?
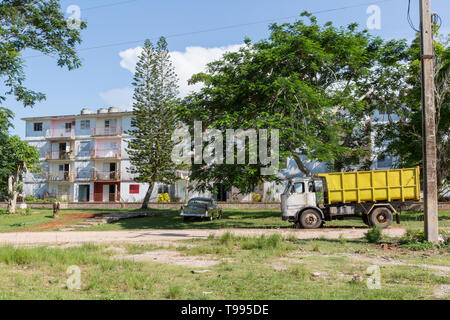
[369,207,393,228]
[299,210,322,229]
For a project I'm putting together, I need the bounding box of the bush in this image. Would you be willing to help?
[157,193,170,203]
[365,227,382,243]
[251,193,261,202]
[399,229,447,251]
[24,195,37,202]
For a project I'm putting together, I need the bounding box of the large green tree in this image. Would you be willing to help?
[0,108,40,213]
[374,33,449,196]
[0,0,86,106]
[127,38,182,209]
[179,12,408,194]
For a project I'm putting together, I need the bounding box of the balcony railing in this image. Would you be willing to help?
[47,172,75,182]
[45,129,75,139]
[91,127,121,136]
[90,149,121,159]
[90,170,121,181]
[45,151,75,160]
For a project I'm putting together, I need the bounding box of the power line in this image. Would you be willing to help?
[25,0,398,59]
[407,0,420,32]
[82,0,141,12]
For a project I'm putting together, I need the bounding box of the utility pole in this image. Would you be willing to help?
[419,0,438,243]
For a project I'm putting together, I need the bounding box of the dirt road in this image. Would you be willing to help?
[0,227,409,246]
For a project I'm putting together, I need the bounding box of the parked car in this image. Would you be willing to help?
[180,197,223,221]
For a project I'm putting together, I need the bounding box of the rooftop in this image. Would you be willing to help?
[21,108,133,121]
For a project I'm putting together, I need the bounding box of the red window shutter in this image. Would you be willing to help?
[129,184,139,194]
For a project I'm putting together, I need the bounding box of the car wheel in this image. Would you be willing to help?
[369,207,393,228]
[298,209,322,229]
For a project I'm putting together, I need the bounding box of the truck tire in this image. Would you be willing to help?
[369,207,393,228]
[299,209,322,229]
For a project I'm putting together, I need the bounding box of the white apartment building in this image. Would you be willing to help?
[22,107,190,202]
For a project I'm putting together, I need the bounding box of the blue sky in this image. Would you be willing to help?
[5,0,450,137]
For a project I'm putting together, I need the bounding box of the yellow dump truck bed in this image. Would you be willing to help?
[317,167,420,204]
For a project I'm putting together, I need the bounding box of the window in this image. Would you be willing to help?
[80,120,90,130]
[292,182,305,193]
[33,122,43,132]
[65,122,72,132]
[158,184,169,194]
[129,184,140,194]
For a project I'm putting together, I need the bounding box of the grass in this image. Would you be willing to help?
[85,209,450,231]
[0,208,449,232]
[0,235,447,299]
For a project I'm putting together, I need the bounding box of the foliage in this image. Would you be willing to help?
[374,34,449,195]
[157,193,171,203]
[179,12,409,193]
[0,0,86,107]
[24,195,37,202]
[399,229,448,251]
[251,193,261,202]
[126,38,182,208]
[365,227,382,243]
[0,134,40,213]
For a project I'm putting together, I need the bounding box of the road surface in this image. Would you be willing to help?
[0,227,410,246]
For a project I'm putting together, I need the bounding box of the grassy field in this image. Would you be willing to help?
[85,209,450,231]
[0,233,448,299]
[0,208,449,232]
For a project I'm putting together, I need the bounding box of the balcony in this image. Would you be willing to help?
[45,151,75,161]
[90,170,121,181]
[91,127,121,137]
[45,129,75,140]
[91,149,121,159]
[47,172,75,182]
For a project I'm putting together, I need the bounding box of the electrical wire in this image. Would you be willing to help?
[25,0,398,59]
[407,0,420,32]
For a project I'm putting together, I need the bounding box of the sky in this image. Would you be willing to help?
[4,0,450,137]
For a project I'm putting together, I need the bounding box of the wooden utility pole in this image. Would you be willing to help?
[419,0,438,242]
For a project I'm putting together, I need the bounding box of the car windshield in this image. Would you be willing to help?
[188,199,210,206]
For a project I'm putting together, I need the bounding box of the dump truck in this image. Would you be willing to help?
[281,167,421,228]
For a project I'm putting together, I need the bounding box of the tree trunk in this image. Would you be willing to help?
[291,152,311,176]
[6,175,18,214]
[142,182,154,209]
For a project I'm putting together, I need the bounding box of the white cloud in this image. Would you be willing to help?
[99,87,134,110]
[100,44,243,108]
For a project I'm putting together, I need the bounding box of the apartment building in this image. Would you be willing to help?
[22,107,181,202]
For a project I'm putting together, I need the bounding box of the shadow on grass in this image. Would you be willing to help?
[103,209,294,230]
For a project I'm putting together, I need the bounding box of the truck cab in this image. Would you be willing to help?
[281,177,325,228]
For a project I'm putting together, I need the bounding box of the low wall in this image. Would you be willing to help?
[0,201,281,210]
[0,201,448,211]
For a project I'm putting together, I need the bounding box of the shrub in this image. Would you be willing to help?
[157,193,170,203]
[365,227,382,243]
[251,193,261,202]
[399,229,446,251]
[24,195,37,202]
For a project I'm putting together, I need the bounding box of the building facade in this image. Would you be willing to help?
[22,107,188,202]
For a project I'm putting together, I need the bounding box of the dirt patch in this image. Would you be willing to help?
[20,214,102,231]
[119,249,221,268]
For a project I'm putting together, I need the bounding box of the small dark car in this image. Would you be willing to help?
[180,197,223,221]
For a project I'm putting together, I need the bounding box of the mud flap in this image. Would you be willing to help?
[395,214,401,224]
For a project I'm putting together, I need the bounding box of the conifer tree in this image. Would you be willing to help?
[127,37,180,208]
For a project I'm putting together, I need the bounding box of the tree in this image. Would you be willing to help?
[179,12,408,194]
[0,0,86,107]
[127,38,181,209]
[0,109,40,213]
[374,33,449,197]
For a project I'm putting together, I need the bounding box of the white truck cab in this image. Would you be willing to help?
[281,177,325,228]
